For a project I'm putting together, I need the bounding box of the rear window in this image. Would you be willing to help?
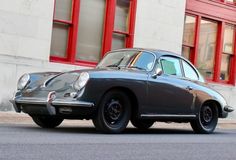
[182,60,198,80]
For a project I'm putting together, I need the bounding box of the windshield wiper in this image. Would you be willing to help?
[128,66,146,71]
[106,64,126,70]
[106,56,125,68]
[106,64,119,67]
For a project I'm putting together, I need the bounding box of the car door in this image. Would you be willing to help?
[145,56,195,115]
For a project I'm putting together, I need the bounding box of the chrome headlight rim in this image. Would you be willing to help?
[17,74,30,90]
[74,72,90,91]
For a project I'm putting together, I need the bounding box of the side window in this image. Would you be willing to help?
[160,57,182,76]
[182,60,199,80]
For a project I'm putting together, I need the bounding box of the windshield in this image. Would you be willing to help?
[97,50,155,71]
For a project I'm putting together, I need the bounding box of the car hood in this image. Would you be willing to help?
[71,67,148,78]
[24,68,147,92]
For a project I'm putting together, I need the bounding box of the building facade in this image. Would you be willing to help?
[0,0,235,118]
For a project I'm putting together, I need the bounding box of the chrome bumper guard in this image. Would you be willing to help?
[224,106,234,112]
[10,91,94,115]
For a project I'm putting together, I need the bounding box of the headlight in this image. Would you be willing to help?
[74,72,89,90]
[17,74,30,90]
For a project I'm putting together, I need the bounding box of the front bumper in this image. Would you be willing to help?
[10,91,94,116]
[224,106,234,112]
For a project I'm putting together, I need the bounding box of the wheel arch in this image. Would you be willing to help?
[201,100,223,118]
[101,86,139,117]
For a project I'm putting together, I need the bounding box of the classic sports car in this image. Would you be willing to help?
[11,48,234,134]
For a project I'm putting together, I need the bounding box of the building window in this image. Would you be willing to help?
[76,0,106,62]
[182,15,236,84]
[50,0,137,66]
[210,0,236,4]
[197,19,218,80]
[220,25,235,81]
[225,0,236,4]
[182,15,196,61]
[50,0,72,58]
[112,0,130,50]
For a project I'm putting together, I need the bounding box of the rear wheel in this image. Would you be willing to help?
[92,90,131,133]
[190,103,218,134]
[31,115,63,128]
[131,118,154,130]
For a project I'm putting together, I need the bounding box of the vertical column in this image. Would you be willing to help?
[68,0,80,63]
[192,15,201,65]
[101,0,116,57]
[213,22,224,82]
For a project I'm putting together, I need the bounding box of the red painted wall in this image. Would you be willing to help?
[186,0,236,24]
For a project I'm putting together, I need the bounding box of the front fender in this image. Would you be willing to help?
[194,86,228,118]
[78,77,147,110]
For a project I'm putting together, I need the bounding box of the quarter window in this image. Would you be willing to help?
[160,57,182,76]
[182,60,199,80]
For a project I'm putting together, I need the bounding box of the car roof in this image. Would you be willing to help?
[109,48,205,82]
[111,48,182,58]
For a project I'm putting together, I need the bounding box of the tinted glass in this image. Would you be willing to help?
[97,51,155,71]
[50,23,69,58]
[98,50,137,68]
[223,25,234,54]
[226,0,236,2]
[76,0,105,62]
[220,54,230,81]
[182,60,198,80]
[197,19,217,79]
[182,46,191,60]
[161,57,182,76]
[112,33,126,50]
[114,0,130,32]
[183,15,196,46]
[54,0,72,21]
[130,52,155,71]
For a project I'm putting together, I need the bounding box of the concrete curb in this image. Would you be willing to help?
[0,111,235,129]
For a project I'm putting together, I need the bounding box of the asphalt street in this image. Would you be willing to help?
[0,122,236,160]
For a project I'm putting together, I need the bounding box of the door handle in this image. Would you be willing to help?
[186,86,193,90]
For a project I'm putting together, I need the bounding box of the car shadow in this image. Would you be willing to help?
[4,121,232,135]
[13,124,228,135]
[55,127,228,135]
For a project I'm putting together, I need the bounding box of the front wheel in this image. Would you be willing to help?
[190,104,218,134]
[92,90,131,133]
[31,115,63,128]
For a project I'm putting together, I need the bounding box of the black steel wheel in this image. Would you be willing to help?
[131,118,154,130]
[31,115,63,128]
[190,103,218,134]
[92,90,131,133]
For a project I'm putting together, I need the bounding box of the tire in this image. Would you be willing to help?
[31,115,63,128]
[92,90,131,133]
[131,118,154,130]
[190,103,218,134]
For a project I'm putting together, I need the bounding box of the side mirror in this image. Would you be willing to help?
[152,68,162,78]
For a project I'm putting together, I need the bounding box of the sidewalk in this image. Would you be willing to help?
[0,111,235,129]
